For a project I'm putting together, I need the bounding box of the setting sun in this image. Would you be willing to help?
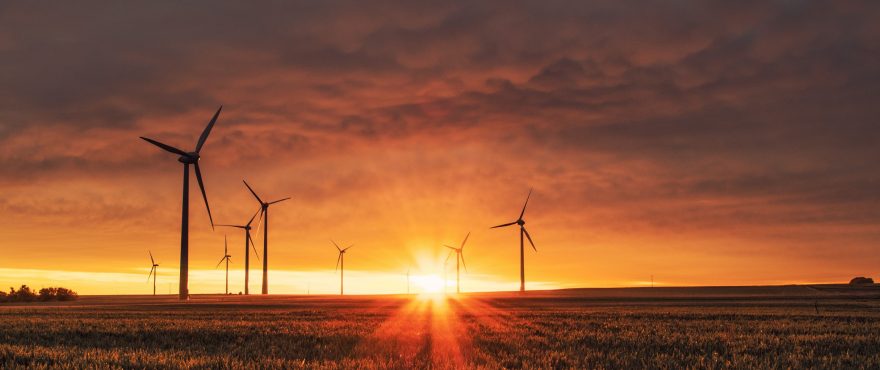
[412,274,446,294]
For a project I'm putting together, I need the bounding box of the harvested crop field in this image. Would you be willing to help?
[1,285,878,369]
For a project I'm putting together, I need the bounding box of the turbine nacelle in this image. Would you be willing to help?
[177,153,200,164]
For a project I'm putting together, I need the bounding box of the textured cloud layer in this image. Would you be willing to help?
[1,1,878,292]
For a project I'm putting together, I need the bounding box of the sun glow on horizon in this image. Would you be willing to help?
[412,274,445,294]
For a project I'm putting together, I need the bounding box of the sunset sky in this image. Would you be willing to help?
[1,1,878,295]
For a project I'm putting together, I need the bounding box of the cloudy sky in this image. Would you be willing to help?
[1,1,878,294]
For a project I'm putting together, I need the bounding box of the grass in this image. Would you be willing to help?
[0,285,878,369]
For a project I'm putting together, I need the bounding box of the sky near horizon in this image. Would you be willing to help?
[1,1,879,295]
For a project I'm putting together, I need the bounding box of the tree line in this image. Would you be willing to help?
[0,285,79,302]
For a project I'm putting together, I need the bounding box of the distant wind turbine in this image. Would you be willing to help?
[491,188,537,292]
[444,232,470,294]
[243,180,290,295]
[217,207,262,294]
[332,241,354,295]
[147,251,159,296]
[216,235,233,295]
[140,106,221,300]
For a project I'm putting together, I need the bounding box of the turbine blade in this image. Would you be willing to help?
[460,231,470,249]
[446,251,453,263]
[443,245,456,251]
[460,251,467,272]
[268,197,291,205]
[335,253,342,271]
[343,244,354,252]
[149,251,155,265]
[242,180,264,204]
[193,163,214,229]
[246,206,261,226]
[215,257,225,268]
[491,221,517,229]
[224,235,228,255]
[519,188,532,220]
[216,224,246,229]
[140,137,188,156]
[147,266,155,282]
[195,106,222,153]
[523,227,537,252]
[252,207,265,239]
[249,234,261,261]
[331,240,341,252]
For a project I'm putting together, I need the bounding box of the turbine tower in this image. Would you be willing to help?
[243,180,290,295]
[140,106,221,300]
[217,207,262,294]
[491,188,537,292]
[216,235,233,295]
[444,232,470,294]
[147,251,160,296]
[332,241,354,295]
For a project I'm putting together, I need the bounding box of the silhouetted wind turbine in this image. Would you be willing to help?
[491,188,537,292]
[444,232,470,294]
[216,235,233,295]
[243,180,290,295]
[140,106,221,300]
[216,207,262,294]
[332,241,354,295]
[147,251,159,296]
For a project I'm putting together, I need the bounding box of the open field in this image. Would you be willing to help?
[1,285,878,369]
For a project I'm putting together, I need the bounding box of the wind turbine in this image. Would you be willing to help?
[444,232,470,294]
[216,207,262,294]
[140,106,221,300]
[216,235,233,295]
[147,251,159,296]
[243,180,290,295]
[491,188,537,292]
[332,241,354,295]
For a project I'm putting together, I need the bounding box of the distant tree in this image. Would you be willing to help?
[39,287,56,301]
[849,277,874,285]
[0,291,6,302]
[54,287,79,301]
[38,287,79,301]
[10,285,37,302]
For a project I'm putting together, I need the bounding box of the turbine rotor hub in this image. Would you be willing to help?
[177,152,199,164]
[517,219,525,226]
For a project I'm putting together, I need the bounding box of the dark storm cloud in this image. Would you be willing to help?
[1,0,879,236]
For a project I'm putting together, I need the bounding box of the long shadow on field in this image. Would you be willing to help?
[353,295,467,368]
